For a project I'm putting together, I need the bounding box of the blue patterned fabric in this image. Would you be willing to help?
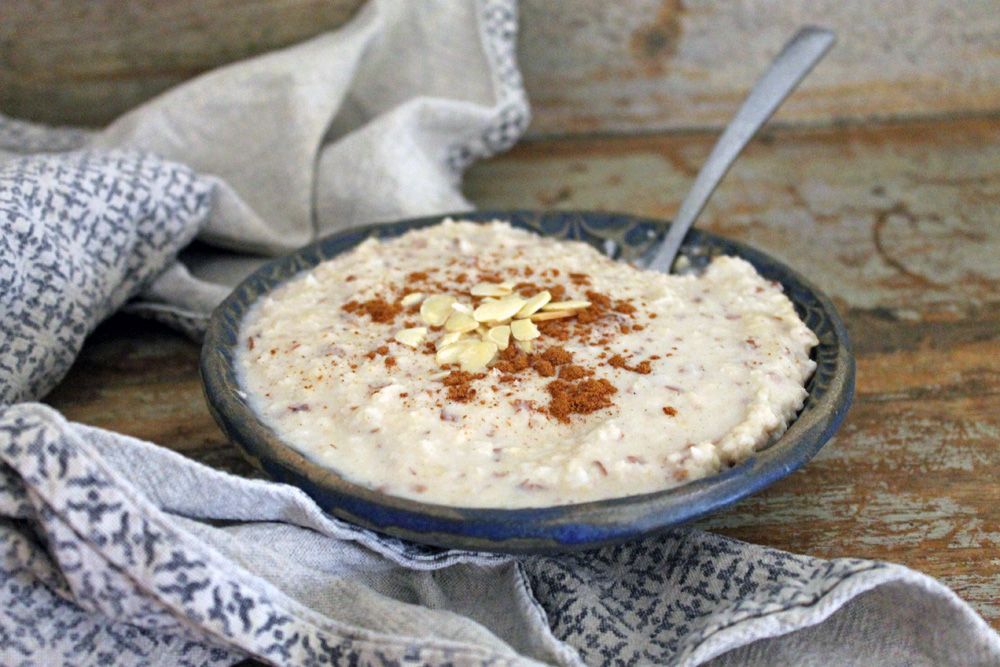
[0,151,212,403]
[4,397,998,666]
[2,1,1000,665]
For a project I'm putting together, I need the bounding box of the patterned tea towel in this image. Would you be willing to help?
[1,1,998,665]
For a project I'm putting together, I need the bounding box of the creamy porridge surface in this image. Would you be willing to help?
[238,220,818,508]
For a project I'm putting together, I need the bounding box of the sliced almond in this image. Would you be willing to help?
[458,340,498,373]
[428,370,451,381]
[420,295,455,327]
[530,309,577,321]
[394,327,427,348]
[499,280,516,290]
[543,300,591,311]
[515,339,533,353]
[486,324,511,350]
[400,292,424,307]
[510,318,540,341]
[436,331,466,350]
[444,311,478,333]
[451,301,473,315]
[470,282,512,298]
[516,290,551,318]
[436,339,475,365]
[474,294,526,323]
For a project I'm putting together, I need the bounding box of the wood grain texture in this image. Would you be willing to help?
[44,317,260,478]
[0,0,364,126]
[3,1,999,133]
[45,116,1000,627]
[518,0,1000,135]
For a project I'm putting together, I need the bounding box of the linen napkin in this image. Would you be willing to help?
[1,1,998,665]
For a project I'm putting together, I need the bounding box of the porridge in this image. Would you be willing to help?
[238,219,818,508]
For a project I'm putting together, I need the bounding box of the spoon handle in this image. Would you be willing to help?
[647,26,835,273]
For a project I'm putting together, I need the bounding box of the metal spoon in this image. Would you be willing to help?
[647,26,836,273]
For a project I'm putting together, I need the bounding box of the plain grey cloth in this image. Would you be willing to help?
[1,1,998,665]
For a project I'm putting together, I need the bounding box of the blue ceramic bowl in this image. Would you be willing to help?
[201,211,854,553]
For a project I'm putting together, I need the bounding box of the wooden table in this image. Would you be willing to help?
[45,115,1000,629]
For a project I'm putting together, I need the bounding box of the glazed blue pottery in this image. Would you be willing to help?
[200,211,854,553]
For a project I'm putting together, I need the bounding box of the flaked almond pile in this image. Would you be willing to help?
[393,280,592,374]
[339,262,657,424]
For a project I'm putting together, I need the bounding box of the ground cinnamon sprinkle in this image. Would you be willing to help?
[537,319,570,340]
[440,370,484,403]
[614,300,637,316]
[607,354,653,374]
[514,281,540,293]
[494,346,530,373]
[547,378,617,423]
[585,290,612,309]
[441,370,480,386]
[579,290,614,326]
[569,272,591,286]
[384,356,396,368]
[532,358,555,377]
[607,354,628,370]
[559,364,590,380]
[541,346,573,366]
[448,384,476,402]
[662,406,677,416]
[407,271,430,282]
[342,297,402,324]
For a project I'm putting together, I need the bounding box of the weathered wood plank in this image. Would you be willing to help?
[2,1,999,133]
[0,0,364,126]
[518,0,1000,135]
[44,116,1000,627]
[44,317,259,478]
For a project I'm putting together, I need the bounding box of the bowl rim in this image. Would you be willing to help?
[200,210,855,552]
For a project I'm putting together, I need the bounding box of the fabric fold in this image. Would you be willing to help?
[0,150,212,403]
[0,403,570,666]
